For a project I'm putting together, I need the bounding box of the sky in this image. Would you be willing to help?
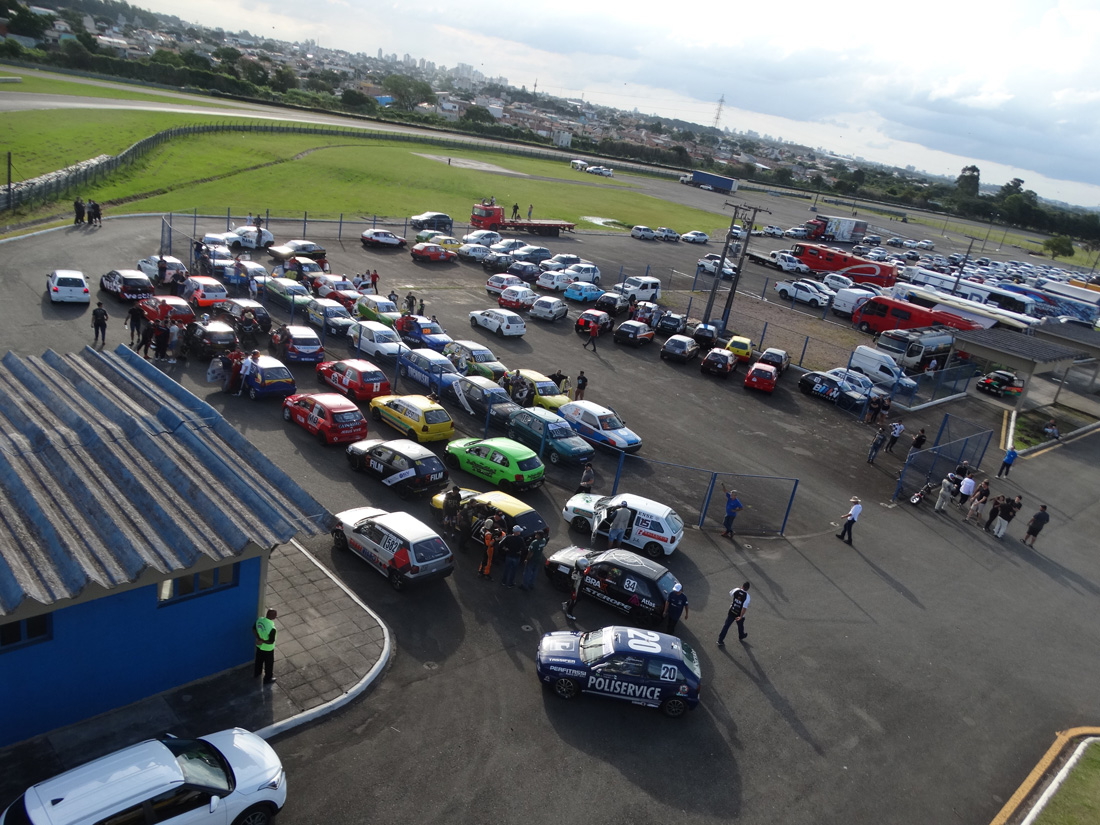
[139,0,1100,208]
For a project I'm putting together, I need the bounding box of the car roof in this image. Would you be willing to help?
[562,399,613,416]
[471,490,534,515]
[199,321,235,333]
[284,325,315,336]
[311,297,342,306]
[519,406,565,423]
[459,375,502,391]
[25,739,182,825]
[190,275,222,284]
[469,437,536,457]
[255,355,287,368]
[113,269,149,279]
[386,394,443,410]
[604,625,686,659]
[302,392,360,411]
[593,548,670,580]
[516,369,552,382]
[332,358,381,370]
[369,438,437,459]
[594,493,673,517]
[410,347,451,362]
[450,339,492,353]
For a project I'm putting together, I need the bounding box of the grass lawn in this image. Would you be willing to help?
[1034,742,1100,825]
[0,65,236,106]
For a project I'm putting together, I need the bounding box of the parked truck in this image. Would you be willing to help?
[872,326,958,370]
[803,216,868,243]
[747,250,812,274]
[789,243,899,288]
[678,171,739,194]
[469,203,576,236]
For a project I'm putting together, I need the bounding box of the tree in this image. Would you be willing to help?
[269,66,298,93]
[956,165,980,197]
[238,60,268,86]
[7,6,51,40]
[998,177,1025,200]
[647,120,664,134]
[382,74,434,110]
[461,105,495,124]
[212,46,241,64]
[1042,236,1074,260]
[773,167,793,185]
[341,88,378,112]
[180,50,211,70]
[149,48,184,67]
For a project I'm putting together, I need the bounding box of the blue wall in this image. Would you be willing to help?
[0,557,262,747]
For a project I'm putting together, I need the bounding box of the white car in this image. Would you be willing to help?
[558,400,642,453]
[333,507,454,590]
[485,274,524,296]
[773,280,829,307]
[361,228,407,248]
[529,295,568,322]
[630,226,656,240]
[729,225,746,240]
[563,263,601,285]
[1,727,287,825]
[697,254,736,278]
[136,254,188,281]
[763,225,785,238]
[540,253,584,271]
[916,240,935,250]
[681,231,709,244]
[463,230,503,246]
[536,270,576,291]
[458,243,492,261]
[470,308,527,337]
[902,239,920,249]
[561,492,683,558]
[784,227,809,238]
[866,248,889,261]
[823,368,885,398]
[314,274,355,299]
[490,239,527,254]
[348,320,408,361]
[498,285,538,310]
[795,279,836,301]
[821,273,855,292]
[46,269,90,303]
[654,227,680,242]
[230,226,275,249]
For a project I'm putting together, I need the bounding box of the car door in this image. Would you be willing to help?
[587,653,651,704]
[305,400,327,435]
[514,411,538,450]
[367,445,394,481]
[353,520,388,574]
[289,397,312,427]
[146,786,228,825]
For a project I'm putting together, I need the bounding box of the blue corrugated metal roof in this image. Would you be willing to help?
[0,346,331,617]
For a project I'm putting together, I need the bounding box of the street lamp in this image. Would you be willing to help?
[980,212,997,254]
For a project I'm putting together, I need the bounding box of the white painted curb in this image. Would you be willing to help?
[1020,736,1099,825]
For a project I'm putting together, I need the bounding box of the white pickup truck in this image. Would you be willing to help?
[773,279,831,307]
[770,251,810,274]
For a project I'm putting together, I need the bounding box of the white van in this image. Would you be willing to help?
[848,345,917,391]
[832,287,877,319]
[619,276,662,302]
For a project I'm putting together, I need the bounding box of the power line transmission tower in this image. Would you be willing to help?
[712,94,725,129]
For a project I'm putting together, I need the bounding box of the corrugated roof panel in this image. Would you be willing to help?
[0,347,331,617]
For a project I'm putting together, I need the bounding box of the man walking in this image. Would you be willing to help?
[720,483,742,538]
[933,474,955,512]
[663,583,689,634]
[867,427,886,464]
[997,495,1022,539]
[956,473,976,509]
[836,496,862,545]
[582,322,599,351]
[499,526,526,588]
[1022,505,1050,547]
[997,445,1018,478]
[607,502,631,549]
[576,462,594,494]
[885,420,905,453]
[253,608,278,684]
[520,529,547,591]
[717,582,751,645]
[908,428,927,456]
[125,303,145,346]
[562,558,589,621]
[575,371,588,400]
[370,270,379,294]
[91,301,109,348]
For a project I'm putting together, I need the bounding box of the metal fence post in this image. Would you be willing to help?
[303,211,308,236]
[798,336,809,367]
[610,450,626,496]
[779,478,798,535]
[266,208,270,229]
[758,321,768,351]
[698,473,719,528]
[338,213,343,241]
[226,208,231,231]
[762,277,770,298]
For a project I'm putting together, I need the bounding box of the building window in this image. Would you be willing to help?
[0,614,52,652]
[157,563,240,605]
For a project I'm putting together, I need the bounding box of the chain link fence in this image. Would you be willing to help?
[892,413,993,501]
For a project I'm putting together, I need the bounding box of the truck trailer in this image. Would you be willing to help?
[803,216,868,243]
[678,171,739,194]
[469,203,576,236]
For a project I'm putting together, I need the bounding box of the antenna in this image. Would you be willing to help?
[533,78,538,98]
[712,94,725,129]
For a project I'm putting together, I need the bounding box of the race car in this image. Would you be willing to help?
[138,295,196,326]
[136,255,187,285]
[485,274,524,296]
[655,312,687,336]
[498,286,538,311]
[316,358,391,401]
[440,375,521,431]
[744,362,779,393]
[558,401,642,453]
[574,308,612,335]
[798,371,868,410]
[100,269,154,301]
[612,320,654,347]
[660,335,700,363]
[361,228,407,248]
[395,314,452,352]
[543,547,679,626]
[442,340,507,381]
[700,348,737,378]
[535,625,702,718]
[269,239,327,261]
[346,437,449,498]
[529,296,568,322]
[355,294,402,326]
[410,243,457,263]
[469,308,527,337]
[178,319,238,361]
[505,407,594,466]
[271,256,325,281]
[282,392,369,445]
[444,437,545,492]
[332,506,453,591]
[758,347,791,374]
[724,335,754,363]
[562,492,683,558]
[269,324,324,363]
[976,370,1025,398]
[503,369,570,411]
[428,488,549,546]
[563,282,605,303]
[369,394,455,443]
[305,298,356,338]
[183,275,228,308]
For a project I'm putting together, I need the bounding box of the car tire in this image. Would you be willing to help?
[506,426,517,439]
[500,479,514,493]
[660,352,666,360]
[496,327,504,337]
[858,322,871,333]
[388,569,406,591]
[371,407,382,421]
[548,450,562,465]
[470,317,478,328]
[318,430,328,445]
[332,529,348,552]
[809,299,820,308]
[643,542,663,559]
[406,428,417,441]
[232,804,277,825]
[551,677,578,700]
[445,452,459,468]
[660,697,688,719]
[571,516,590,532]
[282,406,291,421]
[778,290,790,300]
[249,387,259,400]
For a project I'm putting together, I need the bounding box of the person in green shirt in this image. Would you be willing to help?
[521,530,548,591]
[253,608,278,684]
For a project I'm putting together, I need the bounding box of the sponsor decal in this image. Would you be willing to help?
[586,675,661,701]
[383,467,418,486]
[549,667,587,678]
[636,530,667,543]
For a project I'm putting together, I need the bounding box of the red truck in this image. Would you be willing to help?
[469,203,575,237]
[803,216,868,243]
[789,243,898,288]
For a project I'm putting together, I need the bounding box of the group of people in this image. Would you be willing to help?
[930,455,1050,545]
[351,270,380,294]
[73,197,103,227]
[509,202,534,221]
[866,421,925,464]
[443,489,548,591]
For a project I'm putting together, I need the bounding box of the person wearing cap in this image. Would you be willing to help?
[500,525,527,588]
[836,496,862,545]
[720,483,743,538]
[577,462,595,494]
[663,582,690,634]
[563,557,589,621]
[252,608,278,684]
[442,485,462,537]
[236,349,261,395]
[520,529,547,591]
[608,502,631,549]
[718,581,751,645]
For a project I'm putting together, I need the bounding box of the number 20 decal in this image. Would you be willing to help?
[623,628,662,654]
[659,664,679,681]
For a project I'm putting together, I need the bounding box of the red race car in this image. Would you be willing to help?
[316,358,392,401]
[743,362,778,393]
[411,243,457,263]
[331,289,363,312]
[282,392,369,445]
[138,295,196,325]
[498,286,538,311]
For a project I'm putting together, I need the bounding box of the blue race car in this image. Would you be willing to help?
[536,625,702,718]
[396,314,453,352]
[558,400,642,453]
[563,282,605,303]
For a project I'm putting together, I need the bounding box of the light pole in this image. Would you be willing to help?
[951,237,976,296]
[980,212,997,254]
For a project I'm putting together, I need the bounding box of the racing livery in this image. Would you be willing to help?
[316,358,391,401]
[332,506,454,591]
[444,437,545,492]
[429,488,549,545]
[536,625,702,718]
[558,401,642,453]
[282,392,369,445]
[346,437,449,498]
[562,493,684,558]
[544,547,679,625]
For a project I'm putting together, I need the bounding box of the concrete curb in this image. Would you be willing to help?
[1017,419,1100,457]
[254,538,393,741]
[989,726,1100,825]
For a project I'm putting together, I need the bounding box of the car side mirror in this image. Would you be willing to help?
[208,796,221,813]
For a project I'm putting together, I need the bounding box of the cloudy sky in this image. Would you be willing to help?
[143,0,1100,207]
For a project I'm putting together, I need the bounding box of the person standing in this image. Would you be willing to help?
[73,196,85,225]
[908,428,927,456]
[717,582,751,645]
[139,321,155,359]
[836,496,862,545]
[91,301,109,347]
[253,608,278,684]
[1022,505,1050,547]
[166,321,180,364]
[867,427,886,464]
[520,529,547,591]
[576,462,595,494]
[478,527,497,581]
[562,559,589,621]
[877,396,892,426]
[575,370,588,400]
[663,583,689,634]
[156,255,168,287]
[956,473,976,509]
[528,204,533,220]
[933,474,955,512]
[583,322,599,351]
[720,483,742,538]
[236,350,260,395]
[512,203,520,220]
[997,445,1018,478]
[865,394,881,425]
[997,495,1022,539]
[885,420,905,453]
[405,292,416,313]
[499,526,526,588]
[607,502,631,549]
[964,480,991,523]
[442,485,462,539]
[125,303,145,346]
[926,357,938,373]
[984,495,1007,534]
[388,289,399,304]
[370,270,379,294]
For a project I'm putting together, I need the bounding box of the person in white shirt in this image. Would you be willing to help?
[956,474,976,508]
[717,582,751,645]
[836,496,862,544]
[236,350,260,396]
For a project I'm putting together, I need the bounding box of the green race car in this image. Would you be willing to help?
[442,340,507,381]
[356,294,403,327]
[444,437,545,492]
[266,277,313,310]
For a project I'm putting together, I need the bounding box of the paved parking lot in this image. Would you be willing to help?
[2,215,1098,825]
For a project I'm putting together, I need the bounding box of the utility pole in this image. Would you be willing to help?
[980,212,997,254]
[702,204,744,324]
[951,237,976,296]
[718,204,770,325]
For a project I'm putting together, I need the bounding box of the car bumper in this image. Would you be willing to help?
[405,564,454,585]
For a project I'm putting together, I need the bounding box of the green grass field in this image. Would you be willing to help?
[0,65,236,106]
[1034,743,1100,825]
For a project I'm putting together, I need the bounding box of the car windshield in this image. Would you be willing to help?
[412,537,450,563]
[122,277,148,287]
[264,367,293,381]
[422,322,445,335]
[161,739,232,793]
[547,422,574,440]
[598,414,624,430]
[424,409,451,425]
[667,512,684,533]
[415,456,445,473]
[375,329,400,344]
[361,369,385,382]
[680,641,702,679]
[579,628,614,664]
[333,411,363,424]
[210,332,236,344]
[516,456,542,471]
[535,381,560,396]
[286,284,308,296]
[326,306,351,318]
[512,510,547,535]
[472,350,495,363]
[374,300,398,313]
[295,335,321,347]
[486,387,512,404]
[667,341,685,351]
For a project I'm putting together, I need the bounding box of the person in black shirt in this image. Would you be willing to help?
[1022,505,1050,547]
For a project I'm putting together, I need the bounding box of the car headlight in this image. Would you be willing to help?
[259,768,285,792]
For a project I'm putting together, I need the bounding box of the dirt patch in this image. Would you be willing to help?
[415,153,529,177]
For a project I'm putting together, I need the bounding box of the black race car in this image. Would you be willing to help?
[975,370,1024,398]
[482,253,516,273]
[441,375,521,430]
[346,437,449,498]
[179,320,239,360]
[212,298,273,334]
[543,547,679,626]
[655,312,687,336]
[100,269,154,301]
[798,371,867,410]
